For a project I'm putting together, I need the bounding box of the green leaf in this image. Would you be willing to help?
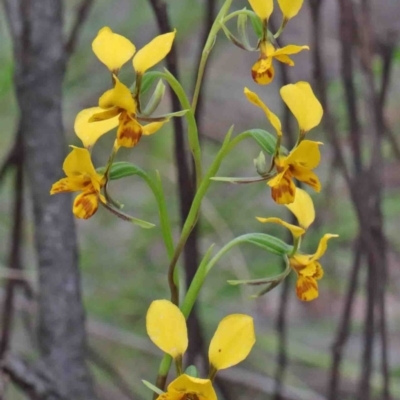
[140,71,162,95]
[142,380,164,395]
[102,162,144,181]
[237,10,257,51]
[101,200,155,228]
[245,129,287,155]
[185,365,199,378]
[154,109,189,119]
[141,79,166,116]
[210,175,271,184]
[239,233,292,255]
[249,11,263,39]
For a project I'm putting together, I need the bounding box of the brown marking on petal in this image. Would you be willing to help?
[118,126,142,145]
[253,68,273,81]
[309,177,317,184]
[296,278,318,301]
[181,394,199,400]
[313,262,324,280]
[73,194,98,219]
[275,164,286,173]
[50,182,69,193]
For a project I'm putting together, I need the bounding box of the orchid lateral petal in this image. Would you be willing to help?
[285,188,315,229]
[92,27,136,72]
[244,88,282,136]
[256,217,305,238]
[280,81,323,133]
[142,120,169,136]
[273,44,309,56]
[146,300,188,359]
[75,107,119,148]
[311,234,339,262]
[50,176,89,194]
[208,314,255,371]
[133,31,176,74]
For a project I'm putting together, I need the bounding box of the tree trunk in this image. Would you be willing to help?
[3,0,96,398]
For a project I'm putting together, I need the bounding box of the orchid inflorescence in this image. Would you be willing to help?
[50,0,337,398]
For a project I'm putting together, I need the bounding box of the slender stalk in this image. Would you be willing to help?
[191,0,233,113]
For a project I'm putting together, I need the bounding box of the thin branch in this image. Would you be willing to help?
[338,0,363,175]
[1,353,66,400]
[357,1,390,398]
[328,238,362,400]
[87,346,136,400]
[64,0,94,58]
[0,129,24,359]
[273,275,291,400]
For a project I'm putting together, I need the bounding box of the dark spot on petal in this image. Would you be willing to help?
[181,394,199,400]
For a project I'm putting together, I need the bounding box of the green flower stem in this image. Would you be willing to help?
[132,167,175,260]
[273,18,288,39]
[154,130,254,390]
[104,144,122,209]
[222,9,255,24]
[161,70,203,186]
[289,236,301,257]
[191,0,233,114]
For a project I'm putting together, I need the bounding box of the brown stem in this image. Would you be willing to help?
[328,238,363,400]
[64,0,94,58]
[147,0,206,389]
[358,1,390,398]
[269,17,296,397]
[273,275,291,400]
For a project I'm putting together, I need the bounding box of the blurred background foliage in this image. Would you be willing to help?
[1,0,400,399]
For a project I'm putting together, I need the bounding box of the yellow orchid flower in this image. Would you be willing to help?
[278,0,304,21]
[268,140,322,204]
[257,190,338,301]
[146,300,255,390]
[50,147,105,219]
[76,76,168,149]
[156,374,217,400]
[290,234,338,301]
[92,27,175,76]
[252,42,309,85]
[244,86,323,204]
